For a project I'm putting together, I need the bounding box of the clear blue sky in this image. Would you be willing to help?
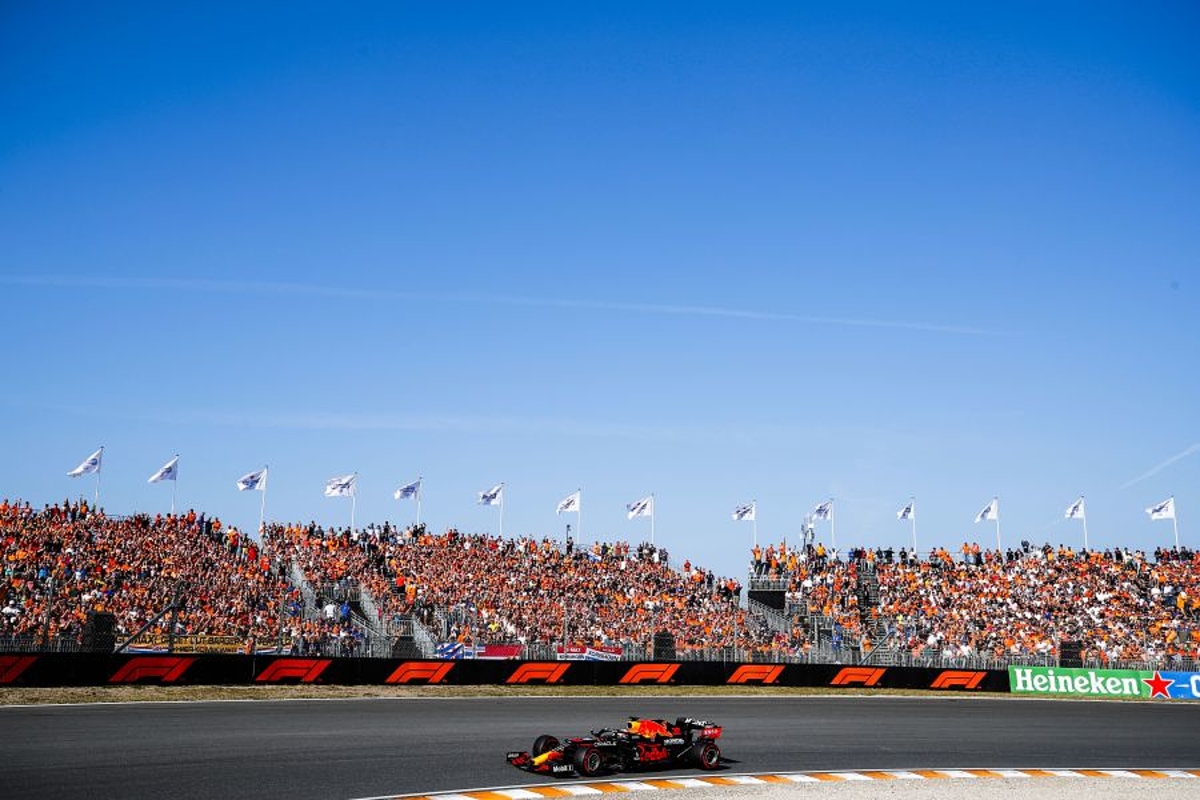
[2,2,1198,581]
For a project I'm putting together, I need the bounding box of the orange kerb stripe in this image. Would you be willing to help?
[641,780,686,789]
[1021,770,1059,778]
[698,777,740,786]
[811,773,844,782]
[912,770,950,779]
[1132,770,1168,779]
[467,793,513,800]
[860,772,898,780]
[1189,771,1200,778]
[756,775,796,784]
[527,788,573,797]
[967,770,1005,778]
[589,784,631,793]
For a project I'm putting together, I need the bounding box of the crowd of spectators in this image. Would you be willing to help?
[754,537,1198,664]
[6,492,1196,666]
[876,542,1198,663]
[264,521,792,654]
[1,498,292,649]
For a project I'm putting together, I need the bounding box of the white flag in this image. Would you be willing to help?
[557,490,581,515]
[325,473,357,497]
[897,501,915,521]
[732,502,755,522]
[478,483,504,506]
[1065,496,1085,521]
[68,447,104,478]
[394,479,421,501]
[1147,497,1176,521]
[975,497,999,523]
[236,468,267,492]
[627,495,654,519]
[148,456,179,484]
[812,500,833,520]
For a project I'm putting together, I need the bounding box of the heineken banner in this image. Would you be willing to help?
[1009,665,1200,699]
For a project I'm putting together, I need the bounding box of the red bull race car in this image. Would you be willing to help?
[507,717,723,777]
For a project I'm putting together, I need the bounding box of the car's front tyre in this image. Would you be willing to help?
[532,735,559,756]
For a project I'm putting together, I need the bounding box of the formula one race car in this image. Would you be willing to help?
[506,717,723,777]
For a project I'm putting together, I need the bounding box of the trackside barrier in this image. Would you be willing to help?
[0,653,1010,691]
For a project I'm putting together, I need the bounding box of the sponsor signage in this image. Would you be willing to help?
[506,662,570,684]
[385,662,454,685]
[255,658,331,683]
[830,667,886,686]
[727,665,783,685]
[1009,665,1200,700]
[618,663,679,684]
[1157,672,1200,700]
[929,670,987,690]
[109,656,196,684]
[0,655,37,684]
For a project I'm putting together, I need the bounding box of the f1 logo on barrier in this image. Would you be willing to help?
[0,655,37,684]
[618,664,679,685]
[830,667,887,687]
[255,658,331,683]
[506,663,570,684]
[386,662,455,685]
[930,670,987,690]
[727,665,783,685]
[109,657,196,684]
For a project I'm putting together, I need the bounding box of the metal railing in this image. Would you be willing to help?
[1,631,1191,672]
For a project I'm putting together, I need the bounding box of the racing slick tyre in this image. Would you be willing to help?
[532,735,560,757]
[694,741,721,770]
[573,745,603,777]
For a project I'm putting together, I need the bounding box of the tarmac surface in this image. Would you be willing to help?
[1,695,1197,800]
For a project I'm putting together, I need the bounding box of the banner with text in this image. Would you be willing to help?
[1009,665,1198,700]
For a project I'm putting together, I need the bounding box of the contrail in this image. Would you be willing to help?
[0,274,1005,336]
[1120,441,1200,489]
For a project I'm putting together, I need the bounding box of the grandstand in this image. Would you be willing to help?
[2,497,1196,671]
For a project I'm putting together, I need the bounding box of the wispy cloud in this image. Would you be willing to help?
[0,274,1005,336]
[1119,441,1200,489]
[34,398,915,449]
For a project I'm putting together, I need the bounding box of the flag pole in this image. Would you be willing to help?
[994,497,1001,551]
[753,500,757,547]
[911,497,917,554]
[500,483,504,538]
[95,452,102,508]
[259,466,268,536]
[577,488,582,545]
[1081,496,1088,552]
[417,477,422,527]
[351,475,357,534]
[650,494,655,546]
[830,498,836,550]
[1173,496,1179,548]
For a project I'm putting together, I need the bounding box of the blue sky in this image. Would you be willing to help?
[2,2,1198,581]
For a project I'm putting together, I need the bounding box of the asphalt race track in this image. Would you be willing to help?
[2,695,1197,800]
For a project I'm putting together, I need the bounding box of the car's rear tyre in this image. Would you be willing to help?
[573,745,603,776]
[532,735,559,756]
[694,741,721,770]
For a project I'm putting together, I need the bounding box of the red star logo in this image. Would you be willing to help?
[1143,671,1173,699]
